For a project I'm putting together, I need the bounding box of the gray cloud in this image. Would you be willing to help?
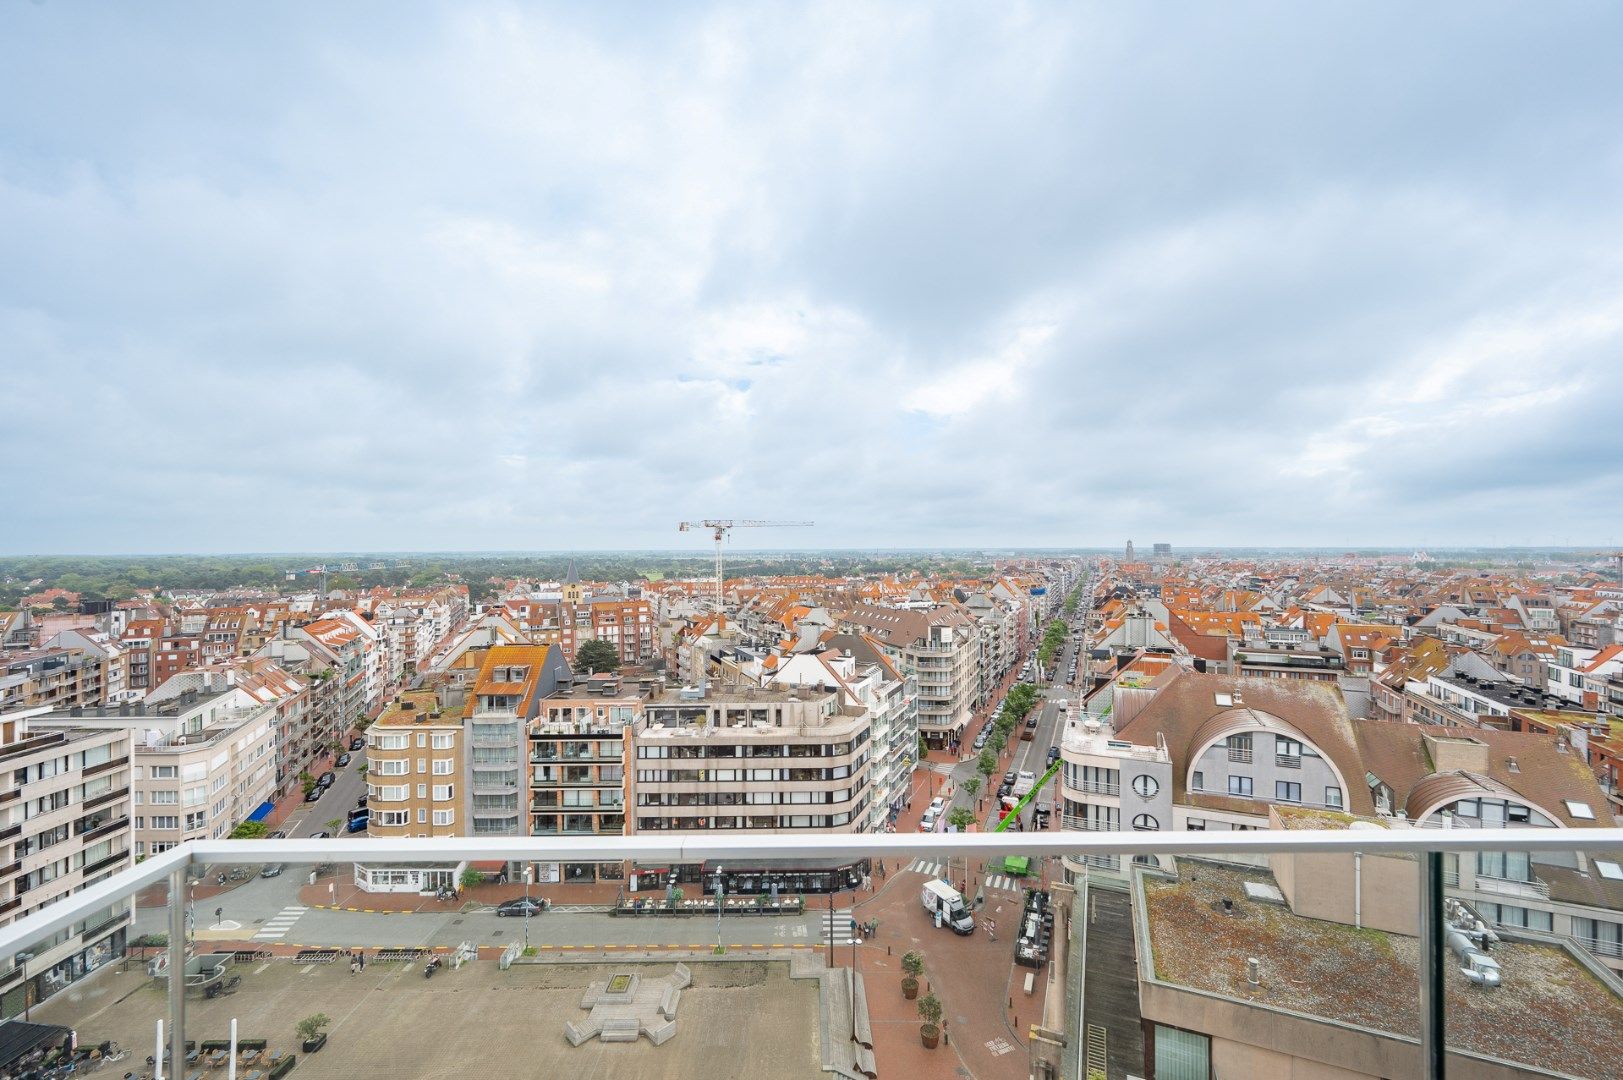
[2,1,1621,554]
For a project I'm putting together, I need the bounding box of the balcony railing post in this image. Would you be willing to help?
[167,864,187,1078]
[1418,850,1445,1080]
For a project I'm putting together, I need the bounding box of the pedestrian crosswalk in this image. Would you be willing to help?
[818,908,855,939]
[253,905,307,940]
[902,860,1021,895]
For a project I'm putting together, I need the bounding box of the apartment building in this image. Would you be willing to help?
[0,716,134,1020]
[838,604,976,748]
[151,632,203,689]
[0,612,36,651]
[503,597,657,666]
[769,635,916,833]
[119,618,164,693]
[465,645,570,840]
[626,683,872,893]
[1058,669,1623,972]
[356,689,464,895]
[29,674,278,858]
[0,648,105,712]
[527,673,650,884]
[46,629,134,705]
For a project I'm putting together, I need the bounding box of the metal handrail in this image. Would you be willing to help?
[2,828,1623,961]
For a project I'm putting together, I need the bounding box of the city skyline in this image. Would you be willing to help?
[4,3,1623,552]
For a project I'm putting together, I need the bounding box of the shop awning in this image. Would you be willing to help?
[247,800,276,823]
[0,1019,72,1070]
[470,860,507,871]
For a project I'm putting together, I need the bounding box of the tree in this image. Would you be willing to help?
[963,777,981,799]
[295,1014,331,1043]
[324,818,342,833]
[460,867,486,890]
[917,991,943,1031]
[575,638,620,674]
[228,821,268,839]
[947,807,975,832]
[977,749,998,781]
[300,771,317,798]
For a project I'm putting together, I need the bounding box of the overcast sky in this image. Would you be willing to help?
[3,3,1622,555]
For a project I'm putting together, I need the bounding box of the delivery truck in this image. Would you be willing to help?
[921,879,975,935]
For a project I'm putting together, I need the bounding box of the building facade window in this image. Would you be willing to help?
[1274,781,1302,803]
[1131,774,1160,798]
[1227,775,1253,797]
[1153,1024,1211,1080]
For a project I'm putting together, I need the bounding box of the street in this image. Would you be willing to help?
[286,744,369,838]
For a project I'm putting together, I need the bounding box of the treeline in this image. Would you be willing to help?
[0,552,997,608]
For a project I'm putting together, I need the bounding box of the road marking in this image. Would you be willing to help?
[986,1037,1015,1056]
[818,909,854,937]
[984,875,1018,893]
[905,859,945,878]
[254,905,308,941]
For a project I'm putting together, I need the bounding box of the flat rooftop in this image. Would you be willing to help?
[39,957,823,1080]
[373,690,453,727]
[1142,861,1623,1079]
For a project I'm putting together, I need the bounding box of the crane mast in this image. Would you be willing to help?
[677,519,814,614]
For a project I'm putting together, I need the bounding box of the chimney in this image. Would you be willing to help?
[1246,957,1261,989]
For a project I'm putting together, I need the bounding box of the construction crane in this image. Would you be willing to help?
[677,519,815,613]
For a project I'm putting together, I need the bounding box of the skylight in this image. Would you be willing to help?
[1563,800,1595,820]
[1597,860,1623,881]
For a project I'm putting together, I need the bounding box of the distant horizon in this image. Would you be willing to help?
[3,544,1620,560]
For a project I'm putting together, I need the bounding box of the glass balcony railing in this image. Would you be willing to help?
[1,828,1620,1080]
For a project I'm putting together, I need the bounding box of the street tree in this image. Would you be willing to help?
[977,749,998,780]
[575,638,620,674]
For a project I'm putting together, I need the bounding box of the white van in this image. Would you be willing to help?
[919,808,938,832]
[921,879,974,935]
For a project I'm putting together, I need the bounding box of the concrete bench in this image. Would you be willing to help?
[671,963,692,989]
[564,1021,599,1047]
[600,1018,642,1043]
[646,1019,677,1046]
[659,985,682,1019]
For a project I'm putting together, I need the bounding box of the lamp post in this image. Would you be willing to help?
[16,951,31,1022]
[714,866,724,951]
[523,866,533,952]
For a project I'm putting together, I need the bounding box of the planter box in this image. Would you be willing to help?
[300,1034,327,1054]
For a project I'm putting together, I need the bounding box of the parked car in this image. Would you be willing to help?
[344,815,368,833]
[1002,771,1016,788]
[1046,745,1061,766]
[266,830,286,839]
[349,737,365,751]
[927,796,946,816]
[304,787,324,803]
[316,771,336,788]
[495,897,547,917]
[335,753,352,768]
[260,864,283,878]
[356,794,369,808]
[310,830,332,839]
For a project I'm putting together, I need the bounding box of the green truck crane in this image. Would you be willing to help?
[991,757,1063,876]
